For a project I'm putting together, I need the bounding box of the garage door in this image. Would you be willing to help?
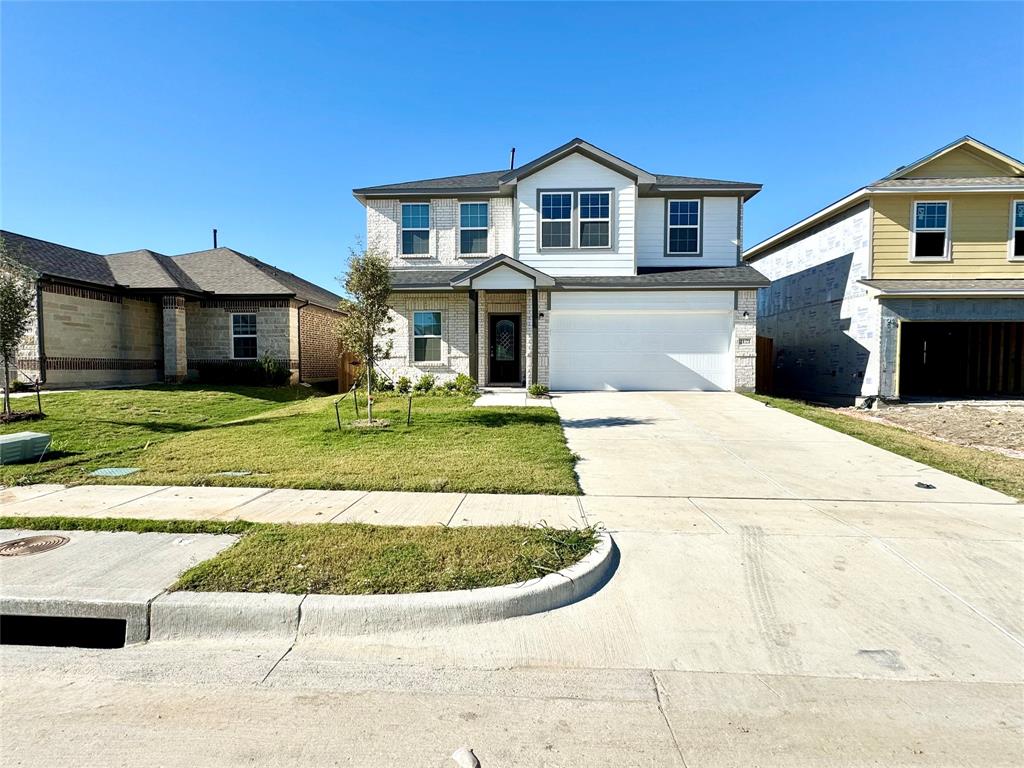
[548,291,735,391]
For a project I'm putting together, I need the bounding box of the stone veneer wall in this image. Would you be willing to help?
[733,289,757,392]
[12,280,40,383]
[36,283,162,387]
[185,299,298,379]
[380,291,471,384]
[299,304,343,381]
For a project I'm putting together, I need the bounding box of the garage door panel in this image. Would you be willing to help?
[548,291,735,391]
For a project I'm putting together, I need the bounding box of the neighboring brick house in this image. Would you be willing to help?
[1,231,343,388]
[354,138,767,391]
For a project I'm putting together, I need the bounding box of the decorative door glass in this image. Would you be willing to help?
[495,319,515,361]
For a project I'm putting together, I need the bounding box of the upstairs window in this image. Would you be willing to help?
[912,201,949,260]
[540,192,572,248]
[1013,201,1024,259]
[401,203,430,256]
[231,313,257,359]
[460,202,489,255]
[667,200,700,255]
[413,311,442,362]
[579,192,611,248]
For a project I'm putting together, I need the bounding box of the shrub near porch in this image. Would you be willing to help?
[127,393,579,495]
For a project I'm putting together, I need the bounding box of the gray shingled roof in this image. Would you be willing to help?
[391,264,767,289]
[107,249,203,292]
[353,170,508,195]
[558,265,768,288]
[870,176,1024,189]
[1,230,341,307]
[355,170,760,196]
[1,230,117,286]
[861,279,1024,293]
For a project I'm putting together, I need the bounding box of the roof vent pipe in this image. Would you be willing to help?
[213,228,218,249]
[509,147,516,170]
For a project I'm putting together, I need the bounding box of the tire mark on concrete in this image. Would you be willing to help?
[741,525,800,674]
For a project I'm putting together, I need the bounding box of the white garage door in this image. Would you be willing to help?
[548,291,734,391]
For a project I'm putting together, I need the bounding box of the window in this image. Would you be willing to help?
[460,202,489,255]
[912,201,949,260]
[667,200,700,255]
[231,313,257,359]
[401,203,430,256]
[413,311,441,362]
[1012,200,1024,260]
[579,192,611,248]
[540,192,572,248]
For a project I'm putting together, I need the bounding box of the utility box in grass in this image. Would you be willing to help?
[0,432,51,464]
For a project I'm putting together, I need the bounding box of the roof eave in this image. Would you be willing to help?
[743,188,869,262]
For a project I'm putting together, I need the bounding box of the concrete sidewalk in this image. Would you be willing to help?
[0,484,590,529]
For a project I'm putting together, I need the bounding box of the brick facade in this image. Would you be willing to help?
[733,290,757,392]
[299,303,342,381]
[368,197,515,268]
[381,291,472,384]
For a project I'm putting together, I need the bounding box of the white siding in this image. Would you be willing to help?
[516,154,635,276]
[636,196,740,269]
[754,203,879,401]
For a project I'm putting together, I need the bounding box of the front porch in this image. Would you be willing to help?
[384,256,554,389]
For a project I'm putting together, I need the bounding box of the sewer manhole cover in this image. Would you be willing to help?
[0,535,70,557]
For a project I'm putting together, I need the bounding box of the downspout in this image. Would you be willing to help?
[295,300,309,383]
[36,281,47,384]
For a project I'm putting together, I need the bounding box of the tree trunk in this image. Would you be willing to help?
[2,355,11,416]
[366,333,373,423]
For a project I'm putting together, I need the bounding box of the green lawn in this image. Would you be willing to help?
[1,387,579,495]
[748,394,1024,501]
[173,522,597,594]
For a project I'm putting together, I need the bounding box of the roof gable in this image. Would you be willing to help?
[499,138,655,185]
[883,137,1024,180]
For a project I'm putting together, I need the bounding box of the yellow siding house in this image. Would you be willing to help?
[745,137,1024,402]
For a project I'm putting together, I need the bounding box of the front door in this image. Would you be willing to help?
[488,314,521,384]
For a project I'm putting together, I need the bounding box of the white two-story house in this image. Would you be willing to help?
[353,138,766,391]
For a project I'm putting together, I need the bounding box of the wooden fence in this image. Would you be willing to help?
[755,336,774,395]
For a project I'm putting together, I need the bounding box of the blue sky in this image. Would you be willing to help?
[3,1,1022,290]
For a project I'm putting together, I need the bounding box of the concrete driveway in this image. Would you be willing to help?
[3,392,1022,766]
[554,391,1014,502]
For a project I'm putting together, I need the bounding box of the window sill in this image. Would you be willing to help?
[412,361,449,368]
[459,254,490,259]
[665,253,702,258]
[400,255,434,259]
[908,256,952,263]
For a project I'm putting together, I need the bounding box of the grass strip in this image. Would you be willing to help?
[0,515,255,535]
[747,394,1024,501]
[0,514,599,594]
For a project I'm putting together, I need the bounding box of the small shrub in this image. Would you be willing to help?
[441,379,459,395]
[453,373,477,395]
[528,384,550,398]
[414,373,436,393]
[195,357,292,386]
[375,378,395,393]
[259,354,291,386]
[395,376,412,395]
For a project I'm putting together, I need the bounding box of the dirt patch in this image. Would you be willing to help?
[842,403,1024,459]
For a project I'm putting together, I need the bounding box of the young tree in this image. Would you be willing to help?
[0,239,37,416]
[337,246,393,423]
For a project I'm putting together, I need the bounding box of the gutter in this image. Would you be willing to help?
[35,281,46,384]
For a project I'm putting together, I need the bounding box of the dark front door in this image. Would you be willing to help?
[488,314,521,384]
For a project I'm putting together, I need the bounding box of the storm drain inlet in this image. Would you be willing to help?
[0,535,70,557]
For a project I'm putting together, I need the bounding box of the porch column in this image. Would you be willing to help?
[525,289,535,386]
[162,295,187,382]
[476,290,488,385]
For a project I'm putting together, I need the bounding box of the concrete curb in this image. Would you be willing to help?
[301,530,615,637]
[0,595,152,644]
[149,592,303,642]
[148,531,614,641]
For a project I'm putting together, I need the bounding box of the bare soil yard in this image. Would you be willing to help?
[843,402,1024,459]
